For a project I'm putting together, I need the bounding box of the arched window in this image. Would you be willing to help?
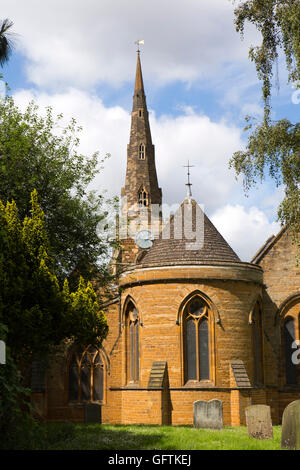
[283,317,298,385]
[252,303,264,385]
[139,143,145,160]
[125,302,139,384]
[138,189,148,208]
[184,297,210,383]
[69,346,104,403]
[278,296,300,386]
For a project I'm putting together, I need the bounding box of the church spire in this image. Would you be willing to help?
[134,51,144,93]
[121,50,162,220]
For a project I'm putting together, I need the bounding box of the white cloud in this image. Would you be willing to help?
[13,87,129,198]
[262,185,285,212]
[4,0,287,262]
[13,88,245,213]
[12,87,282,260]
[4,0,260,88]
[151,108,244,211]
[211,204,281,261]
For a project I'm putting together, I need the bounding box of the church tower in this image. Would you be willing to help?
[121,50,162,226]
[118,50,162,266]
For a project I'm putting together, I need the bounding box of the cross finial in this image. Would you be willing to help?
[183,160,194,200]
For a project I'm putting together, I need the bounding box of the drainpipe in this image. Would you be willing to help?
[119,293,122,335]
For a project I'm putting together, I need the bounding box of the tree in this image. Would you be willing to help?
[0,190,108,365]
[0,18,14,67]
[229,1,300,243]
[0,96,115,285]
[0,322,32,448]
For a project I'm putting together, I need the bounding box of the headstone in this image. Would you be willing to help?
[193,399,223,429]
[0,340,5,364]
[84,403,102,424]
[245,405,273,439]
[281,400,300,450]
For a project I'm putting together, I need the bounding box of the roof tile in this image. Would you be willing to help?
[138,198,240,267]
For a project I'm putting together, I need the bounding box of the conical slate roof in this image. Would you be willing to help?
[138,198,240,266]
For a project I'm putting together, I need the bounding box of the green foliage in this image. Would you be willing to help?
[4,423,282,450]
[0,95,113,282]
[231,1,300,241]
[67,277,108,347]
[0,193,108,449]
[0,191,108,365]
[0,18,14,67]
[230,118,300,233]
[234,0,300,116]
[0,419,76,450]
[0,322,32,449]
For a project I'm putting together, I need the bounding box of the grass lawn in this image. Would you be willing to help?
[28,423,282,450]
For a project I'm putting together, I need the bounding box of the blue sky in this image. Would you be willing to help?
[1,0,298,260]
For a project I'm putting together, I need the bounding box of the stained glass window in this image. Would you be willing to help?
[184,297,210,383]
[186,318,197,380]
[69,346,104,403]
[126,303,139,384]
[198,318,209,380]
[284,318,297,385]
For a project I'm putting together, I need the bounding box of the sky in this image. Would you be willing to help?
[1,0,298,261]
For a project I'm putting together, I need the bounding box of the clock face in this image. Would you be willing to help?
[135,229,154,249]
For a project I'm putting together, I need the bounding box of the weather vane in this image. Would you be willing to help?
[135,39,144,53]
[183,160,194,199]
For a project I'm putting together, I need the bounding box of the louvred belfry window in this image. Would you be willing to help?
[139,189,148,207]
[125,303,139,384]
[184,297,210,383]
[139,143,145,159]
[69,346,104,403]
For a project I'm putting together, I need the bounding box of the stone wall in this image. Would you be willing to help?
[38,231,300,426]
[256,230,300,418]
[99,262,264,426]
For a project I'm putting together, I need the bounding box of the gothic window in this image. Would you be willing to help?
[184,297,210,383]
[139,143,145,160]
[125,302,139,384]
[69,346,104,403]
[139,109,142,117]
[252,303,264,385]
[139,189,148,208]
[283,317,298,385]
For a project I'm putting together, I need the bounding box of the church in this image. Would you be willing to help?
[32,51,300,426]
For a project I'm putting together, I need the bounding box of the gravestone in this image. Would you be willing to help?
[193,399,223,429]
[245,405,273,439]
[281,400,300,450]
[84,403,102,424]
[0,340,5,364]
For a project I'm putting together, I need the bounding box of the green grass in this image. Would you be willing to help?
[21,423,282,450]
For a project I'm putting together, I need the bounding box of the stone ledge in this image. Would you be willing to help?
[230,360,251,388]
[109,387,254,391]
[120,263,263,288]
